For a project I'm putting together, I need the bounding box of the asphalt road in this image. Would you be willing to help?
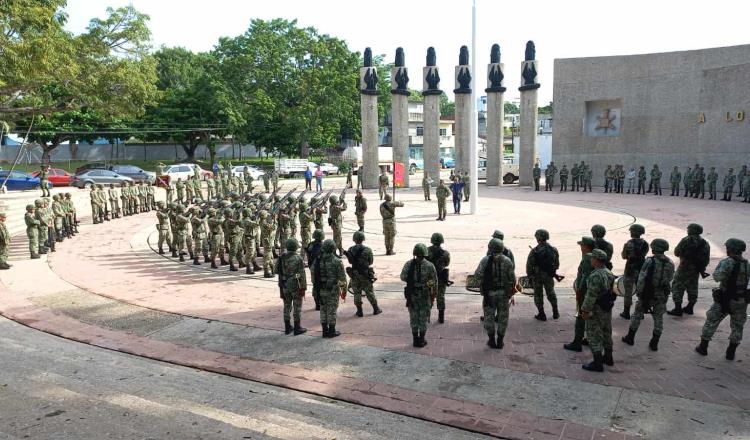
[0,317,490,440]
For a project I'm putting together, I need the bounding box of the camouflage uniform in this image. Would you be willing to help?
[533,164,541,191]
[174,206,194,262]
[737,165,747,197]
[190,207,208,265]
[378,172,389,200]
[345,232,380,316]
[650,165,662,195]
[226,207,243,271]
[313,201,327,231]
[193,177,203,201]
[271,171,279,192]
[570,164,580,191]
[207,209,225,267]
[583,165,593,192]
[315,239,347,337]
[0,213,9,269]
[262,173,270,192]
[581,249,616,371]
[90,187,102,224]
[260,211,276,277]
[619,224,649,318]
[637,166,647,194]
[669,224,710,315]
[175,179,185,204]
[108,185,120,218]
[559,165,568,191]
[564,237,594,352]
[669,166,681,196]
[462,172,471,201]
[604,165,614,193]
[427,233,451,323]
[241,208,260,274]
[706,167,718,200]
[474,239,516,349]
[422,175,432,201]
[683,167,693,197]
[328,195,347,254]
[298,203,313,251]
[354,191,367,231]
[435,180,449,220]
[400,244,438,347]
[380,194,403,255]
[39,165,50,197]
[526,229,560,320]
[722,169,736,201]
[276,239,308,335]
[206,178,215,200]
[25,205,41,258]
[155,202,173,254]
[185,177,194,202]
[306,230,325,310]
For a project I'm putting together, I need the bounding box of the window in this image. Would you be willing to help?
[416,126,424,136]
[178,166,190,172]
[439,128,447,136]
[89,170,103,176]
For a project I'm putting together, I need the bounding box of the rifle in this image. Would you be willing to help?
[339,187,348,203]
[309,189,333,212]
[529,245,565,282]
[269,187,298,215]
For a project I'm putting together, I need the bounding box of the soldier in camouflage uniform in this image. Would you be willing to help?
[683,166,693,197]
[695,238,748,360]
[721,168,736,201]
[306,229,325,310]
[120,182,130,216]
[35,199,53,253]
[435,179,449,221]
[401,243,438,348]
[427,232,451,323]
[571,163,580,192]
[650,165,662,195]
[669,166,681,196]
[619,224,649,319]
[276,238,308,335]
[316,239,347,338]
[328,194,347,255]
[184,176,194,203]
[583,164,594,192]
[313,195,327,231]
[0,212,9,269]
[262,172,270,192]
[189,207,208,265]
[526,229,560,321]
[39,164,50,197]
[155,201,173,255]
[226,206,244,271]
[591,224,613,269]
[207,208,225,268]
[693,165,706,199]
[616,164,626,193]
[25,204,41,259]
[64,193,78,234]
[378,170,389,200]
[462,171,471,202]
[564,236,595,352]
[173,205,194,262]
[51,195,66,242]
[533,163,541,191]
[345,231,381,317]
[193,176,203,202]
[175,178,185,204]
[474,238,516,349]
[622,238,674,351]
[559,164,568,192]
[241,208,261,274]
[580,249,616,372]
[298,202,313,252]
[260,210,276,277]
[707,166,718,200]
[668,223,710,316]
[637,165,647,194]
[604,165,614,193]
[354,190,367,231]
[271,170,279,192]
[90,186,102,224]
[206,176,215,200]
[737,164,747,197]
[380,193,404,255]
[422,175,432,201]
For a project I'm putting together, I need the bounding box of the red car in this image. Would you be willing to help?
[31,167,73,186]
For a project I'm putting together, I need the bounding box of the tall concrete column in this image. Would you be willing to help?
[518,41,540,187]
[360,47,379,189]
[391,48,410,188]
[423,47,442,186]
[454,46,472,175]
[485,44,506,186]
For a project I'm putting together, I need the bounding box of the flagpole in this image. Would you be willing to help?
[469,0,479,214]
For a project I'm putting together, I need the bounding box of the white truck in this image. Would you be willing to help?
[274,159,309,178]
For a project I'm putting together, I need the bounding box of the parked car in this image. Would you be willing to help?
[477,159,487,180]
[31,167,72,186]
[230,165,265,180]
[441,157,455,169]
[408,159,423,174]
[108,164,156,183]
[0,170,51,191]
[74,162,107,175]
[318,162,340,175]
[71,169,133,188]
[161,163,213,185]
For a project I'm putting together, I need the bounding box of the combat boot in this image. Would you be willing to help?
[683,301,696,315]
[314,297,321,311]
[372,305,382,315]
[253,260,262,271]
[263,271,273,278]
[726,343,738,360]
[534,308,547,321]
[284,320,293,335]
[328,324,340,338]
[620,306,631,320]
[564,339,582,352]
[246,264,254,274]
[496,333,504,349]
[603,349,614,366]
[229,260,238,272]
[237,256,246,268]
[649,335,660,351]
[189,251,195,261]
[355,304,363,317]
[293,320,307,336]
[417,331,428,347]
[30,253,40,259]
[552,304,560,320]
[667,303,683,316]
[621,329,636,345]
[695,339,709,356]
[193,256,201,265]
[487,333,497,349]
[179,253,185,262]
[171,249,178,258]
[204,253,210,263]
[158,247,165,255]
[211,260,218,269]
[412,331,420,347]
[220,255,229,266]
[438,310,444,324]
[582,352,604,372]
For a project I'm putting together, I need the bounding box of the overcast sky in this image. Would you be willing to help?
[65,0,749,104]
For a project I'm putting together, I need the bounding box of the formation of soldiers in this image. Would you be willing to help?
[536,161,750,201]
[24,193,80,259]
[90,181,156,224]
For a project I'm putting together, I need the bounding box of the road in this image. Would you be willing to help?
[0,317,489,440]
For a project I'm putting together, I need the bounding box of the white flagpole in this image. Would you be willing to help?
[469,0,479,214]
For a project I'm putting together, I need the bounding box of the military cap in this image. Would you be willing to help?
[725,238,746,254]
[590,224,606,238]
[534,229,549,241]
[687,223,703,235]
[413,243,428,257]
[650,238,669,253]
[353,231,365,243]
[312,229,325,240]
[431,232,444,245]
[591,249,609,262]
[577,236,595,247]
[488,238,504,253]
[322,239,336,253]
[492,230,504,240]
[629,224,645,236]
[285,238,299,252]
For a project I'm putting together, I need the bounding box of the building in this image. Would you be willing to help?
[552,44,750,185]
[384,99,456,163]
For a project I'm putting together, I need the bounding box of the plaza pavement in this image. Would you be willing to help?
[0,182,748,439]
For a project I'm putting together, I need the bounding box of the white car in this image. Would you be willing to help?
[163,163,213,184]
[230,165,265,180]
[312,162,340,176]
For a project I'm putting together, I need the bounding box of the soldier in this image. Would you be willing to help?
[619,224,649,319]
[316,239,347,338]
[0,212,9,269]
[580,249,616,372]
[226,206,244,272]
[306,229,325,310]
[276,238,308,335]
[64,193,78,233]
[207,208,225,267]
[175,178,185,204]
[669,166,681,196]
[354,189,367,231]
[462,170,471,202]
[533,163,541,191]
[695,238,748,360]
[328,194,347,255]
[120,182,130,215]
[346,167,353,189]
[155,201,173,255]
[637,165,647,195]
[380,193,404,255]
[345,231,381,317]
[173,205,194,262]
[694,165,706,199]
[622,238,675,351]
[185,176,195,203]
[591,224,613,270]
[571,163,580,192]
[188,207,207,265]
[721,168,736,201]
[90,186,102,224]
[737,164,747,197]
[564,236,595,352]
[650,165,662,195]
[422,174,432,201]
[25,205,41,259]
[298,202,313,251]
[526,229,560,321]
[743,172,750,203]
[491,230,515,263]
[604,165,614,193]
[241,208,261,274]
[707,166,718,200]
[51,195,66,242]
[193,175,203,201]
[206,176,215,200]
[98,184,111,218]
[378,169,389,200]
[401,243,438,348]
[34,199,53,253]
[260,210,276,277]
[271,170,279,192]
[42,198,56,249]
[427,232,451,323]
[668,223,710,316]
[262,172,270,192]
[313,194,327,231]
[108,183,120,218]
[683,166,693,197]
[559,164,568,192]
[39,164,50,197]
[582,164,593,192]
[616,164,626,193]
[435,180,449,221]
[474,238,516,349]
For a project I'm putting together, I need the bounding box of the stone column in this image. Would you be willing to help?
[360,47,379,189]
[454,46,472,175]
[391,48,410,188]
[518,41,540,187]
[423,47,442,186]
[485,44,506,186]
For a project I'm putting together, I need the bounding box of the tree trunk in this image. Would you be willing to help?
[70,142,78,160]
[300,140,310,158]
[41,142,59,166]
[208,145,216,168]
[180,142,198,162]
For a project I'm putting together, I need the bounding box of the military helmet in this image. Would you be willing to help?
[488,238,504,253]
[577,236,595,248]
[329,195,338,203]
[232,201,242,209]
[313,229,325,240]
[223,207,233,216]
[687,223,703,235]
[353,231,365,243]
[650,238,669,253]
[492,230,504,240]
[590,224,606,238]
[591,249,608,262]
[322,239,336,253]
[725,238,746,254]
[413,243,428,257]
[26,204,35,212]
[52,194,59,201]
[207,207,217,215]
[384,193,392,201]
[534,229,549,241]
[431,232,444,245]
[629,224,645,236]
[299,201,308,210]
[34,199,43,207]
[221,200,231,208]
[285,238,299,252]
[242,207,252,217]
[259,210,268,218]
[156,200,165,207]
[258,194,267,202]
[65,192,71,197]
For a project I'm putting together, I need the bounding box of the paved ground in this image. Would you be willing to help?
[1,181,749,439]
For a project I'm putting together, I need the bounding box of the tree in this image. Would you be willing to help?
[440,92,455,117]
[538,101,553,114]
[504,102,520,114]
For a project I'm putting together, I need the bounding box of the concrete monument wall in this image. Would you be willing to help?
[552,44,750,187]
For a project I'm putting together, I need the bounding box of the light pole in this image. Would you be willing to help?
[469,0,479,214]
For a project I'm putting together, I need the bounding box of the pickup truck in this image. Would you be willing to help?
[274,159,309,178]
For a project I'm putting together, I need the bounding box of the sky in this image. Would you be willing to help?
[64,0,750,105]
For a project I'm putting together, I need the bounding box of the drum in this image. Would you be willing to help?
[518,276,535,296]
[614,276,625,296]
[465,274,480,292]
